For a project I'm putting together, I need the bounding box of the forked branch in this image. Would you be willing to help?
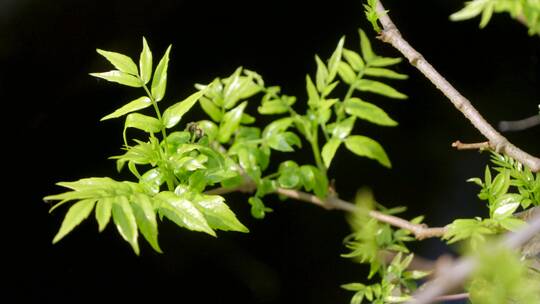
[374,0,540,173]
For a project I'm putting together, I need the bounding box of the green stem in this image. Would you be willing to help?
[309,126,327,175]
[142,84,174,191]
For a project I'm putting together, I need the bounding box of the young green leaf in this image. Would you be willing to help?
[330,116,356,139]
[218,101,247,143]
[194,195,249,233]
[90,70,143,87]
[162,90,204,128]
[95,198,112,232]
[151,45,172,102]
[101,96,152,121]
[369,57,402,67]
[306,75,320,108]
[356,79,407,99]
[131,193,162,253]
[53,199,96,244]
[359,29,375,62]
[327,36,345,83]
[343,49,364,71]
[156,191,215,236]
[337,61,357,84]
[344,97,398,126]
[315,55,328,92]
[139,37,153,84]
[96,49,138,75]
[112,197,140,254]
[200,97,223,122]
[344,135,391,168]
[124,113,162,134]
[322,137,342,168]
[248,196,270,219]
[364,67,408,80]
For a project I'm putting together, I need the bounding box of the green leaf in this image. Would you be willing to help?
[369,57,402,67]
[101,96,152,121]
[200,97,223,122]
[248,196,270,219]
[95,198,112,232]
[343,49,364,71]
[112,197,140,254]
[131,193,161,253]
[139,37,153,84]
[322,138,341,168]
[359,29,375,62]
[344,97,398,126]
[162,90,204,128]
[337,61,357,84]
[364,67,408,79]
[331,116,356,139]
[306,75,320,108]
[223,68,261,109]
[450,1,485,22]
[194,195,249,233]
[345,135,391,168]
[90,70,143,87]
[493,202,520,220]
[157,191,215,236]
[218,101,247,143]
[357,79,407,99]
[300,165,328,197]
[53,199,96,244]
[327,36,345,83]
[278,161,301,188]
[124,113,162,134]
[267,133,294,152]
[151,45,172,102]
[96,49,138,75]
[315,55,328,92]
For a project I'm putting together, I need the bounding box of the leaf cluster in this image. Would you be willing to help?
[341,189,428,303]
[451,0,540,35]
[444,152,539,247]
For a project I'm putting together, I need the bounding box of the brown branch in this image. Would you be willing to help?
[433,293,469,302]
[374,1,540,173]
[207,183,447,240]
[407,210,540,304]
[451,140,490,151]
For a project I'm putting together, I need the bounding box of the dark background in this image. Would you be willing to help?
[3,0,539,303]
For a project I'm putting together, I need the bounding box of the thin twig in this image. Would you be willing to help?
[451,140,490,151]
[407,211,540,304]
[433,293,469,302]
[499,114,540,132]
[374,1,540,173]
[207,183,448,240]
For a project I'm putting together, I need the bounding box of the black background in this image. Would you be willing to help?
[3,0,539,303]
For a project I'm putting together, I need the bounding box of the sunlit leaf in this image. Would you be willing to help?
[139,37,153,84]
[359,29,375,62]
[112,197,140,254]
[157,191,215,236]
[327,36,345,83]
[315,55,328,92]
[195,195,249,232]
[124,113,162,134]
[131,193,161,253]
[90,70,143,87]
[345,135,391,168]
[343,48,364,71]
[344,97,398,126]
[151,45,172,102]
[357,79,407,99]
[162,90,204,128]
[322,138,341,168]
[364,67,408,79]
[218,101,247,143]
[101,96,152,121]
[95,198,112,232]
[96,49,138,75]
[338,61,357,84]
[53,199,96,244]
